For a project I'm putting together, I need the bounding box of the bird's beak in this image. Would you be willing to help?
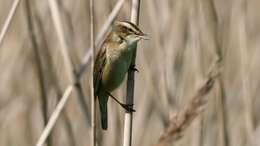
[137,33,149,40]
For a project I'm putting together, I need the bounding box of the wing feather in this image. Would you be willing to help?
[93,45,107,98]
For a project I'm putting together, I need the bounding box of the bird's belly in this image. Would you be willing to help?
[102,60,129,91]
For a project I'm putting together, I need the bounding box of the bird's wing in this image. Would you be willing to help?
[93,45,107,98]
[93,44,109,130]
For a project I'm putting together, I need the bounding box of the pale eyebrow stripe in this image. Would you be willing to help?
[121,22,139,32]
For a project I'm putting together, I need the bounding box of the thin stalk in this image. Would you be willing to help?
[47,0,74,82]
[54,1,92,127]
[189,1,204,145]
[36,85,74,146]
[238,0,254,137]
[123,0,140,146]
[0,0,21,48]
[34,11,76,146]
[24,0,51,146]
[199,0,229,145]
[47,0,91,126]
[145,0,170,121]
[90,0,96,146]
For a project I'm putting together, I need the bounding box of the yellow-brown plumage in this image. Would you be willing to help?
[93,21,147,130]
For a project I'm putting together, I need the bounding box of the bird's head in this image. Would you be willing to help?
[112,21,148,44]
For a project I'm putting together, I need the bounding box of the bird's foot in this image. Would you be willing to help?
[106,91,136,113]
[129,65,139,72]
[121,104,136,113]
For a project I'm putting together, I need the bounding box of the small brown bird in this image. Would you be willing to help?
[93,21,147,130]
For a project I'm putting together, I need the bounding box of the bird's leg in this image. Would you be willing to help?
[105,91,135,112]
[129,64,139,72]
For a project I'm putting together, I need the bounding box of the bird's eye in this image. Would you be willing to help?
[128,28,133,32]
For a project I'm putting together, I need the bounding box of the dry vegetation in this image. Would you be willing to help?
[0,0,260,146]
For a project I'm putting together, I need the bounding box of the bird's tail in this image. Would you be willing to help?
[98,93,109,130]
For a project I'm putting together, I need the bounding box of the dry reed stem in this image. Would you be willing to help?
[146,0,170,118]
[123,0,140,146]
[0,0,21,47]
[24,0,52,146]
[54,2,92,126]
[0,0,21,48]
[205,0,229,145]
[48,0,92,127]
[47,0,74,83]
[33,13,76,146]
[189,2,204,145]
[36,85,74,146]
[199,0,229,145]
[154,63,220,146]
[237,0,255,137]
[89,0,96,145]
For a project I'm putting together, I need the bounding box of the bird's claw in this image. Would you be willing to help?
[122,104,136,112]
[129,65,139,72]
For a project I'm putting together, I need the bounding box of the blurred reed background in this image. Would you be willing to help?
[0,0,260,146]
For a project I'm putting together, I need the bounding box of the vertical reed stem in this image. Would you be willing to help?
[123,0,140,146]
[24,0,51,145]
[0,0,21,48]
[90,0,96,145]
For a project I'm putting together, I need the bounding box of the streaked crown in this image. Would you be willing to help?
[113,21,145,37]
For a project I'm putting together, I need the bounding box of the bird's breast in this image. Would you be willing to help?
[101,49,132,91]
